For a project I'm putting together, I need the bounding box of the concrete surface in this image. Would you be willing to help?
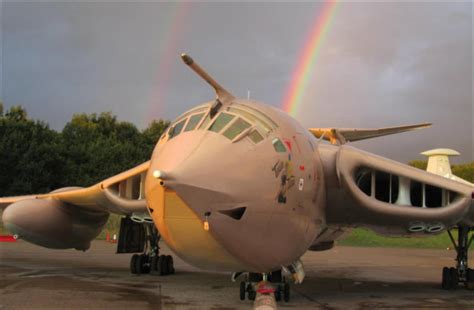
[1,240,472,309]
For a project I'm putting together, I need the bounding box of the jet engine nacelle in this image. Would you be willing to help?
[2,198,108,250]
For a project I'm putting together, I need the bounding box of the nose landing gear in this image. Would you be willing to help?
[441,226,473,289]
[237,270,290,303]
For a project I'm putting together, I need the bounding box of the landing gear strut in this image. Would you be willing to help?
[441,226,473,289]
[238,270,290,302]
[117,217,174,276]
[130,224,175,276]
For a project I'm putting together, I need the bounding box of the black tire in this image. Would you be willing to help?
[157,255,167,275]
[135,254,143,275]
[130,254,138,274]
[442,267,450,289]
[467,268,474,283]
[167,255,175,274]
[274,286,282,302]
[449,267,458,289]
[248,290,256,301]
[163,255,171,275]
[283,283,290,302]
[466,268,474,290]
[151,255,159,272]
[141,254,150,274]
[239,282,246,301]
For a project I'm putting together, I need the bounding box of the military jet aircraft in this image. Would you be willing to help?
[1,54,473,302]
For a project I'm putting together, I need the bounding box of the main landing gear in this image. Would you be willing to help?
[238,270,290,302]
[117,217,175,276]
[441,226,473,290]
[129,224,175,276]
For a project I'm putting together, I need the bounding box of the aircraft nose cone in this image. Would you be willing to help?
[148,130,240,215]
[153,130,206,173]
[144,130,254,271]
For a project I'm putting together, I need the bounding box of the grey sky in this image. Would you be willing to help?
[1,1,472,163]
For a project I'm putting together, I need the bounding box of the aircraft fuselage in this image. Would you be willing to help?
[145,99,326,272]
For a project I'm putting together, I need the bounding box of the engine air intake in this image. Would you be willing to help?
[354,167,458,208]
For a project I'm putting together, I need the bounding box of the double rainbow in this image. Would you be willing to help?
[282,0,339,117]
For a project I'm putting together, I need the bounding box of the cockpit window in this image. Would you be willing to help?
[223,118,251,140]
[248,130,264,144]
[227,106,276,134]
[176,105,208,121]
[208,112,235,133]
[198,112,212,130]
[184,113,204,132]
[169,118,187,139]
[272,138,287,152]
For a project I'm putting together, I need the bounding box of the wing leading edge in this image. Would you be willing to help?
[309,123,431,145]
[0,161,150,214]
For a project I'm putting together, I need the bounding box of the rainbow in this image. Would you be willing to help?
[147,3,191,125]
[282,0,339,117]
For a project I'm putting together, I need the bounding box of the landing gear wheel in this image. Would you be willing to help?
[444,227,472,291]
[274,286,282,302]
[156,255,170,275]
[157,255,165,275]
[130,254,138,274]
[248,290,256,301]
[135,254,144,275]
[167,255,175,274]
[239,281,246,300]
[142,254,151,274]
[466,268,474,289]
[442,267,451,289]
[449,267,458,289]
[162,255,170,275]
[283,282,290,302]
[151,255,159,272]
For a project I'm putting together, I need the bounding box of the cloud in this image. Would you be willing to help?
[1,1,472,162]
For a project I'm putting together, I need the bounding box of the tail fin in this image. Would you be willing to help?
[421,148,473,186]
[309,123,431,145]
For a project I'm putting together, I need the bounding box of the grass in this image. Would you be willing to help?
[97,214,122,240]
[338,227,467,249]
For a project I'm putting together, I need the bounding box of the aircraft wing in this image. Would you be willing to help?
[0,161,150,215]
[309,123,431,145]
[322,145,474,234]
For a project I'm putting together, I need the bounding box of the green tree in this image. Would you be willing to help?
[452,162,474,183]
[408,160,428,170]
[0,106,65,196]
[61,112,153,187]
[409,160,474,183]
[142,119,170,153]
[0,101,3,116]
[5,106,28,122]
